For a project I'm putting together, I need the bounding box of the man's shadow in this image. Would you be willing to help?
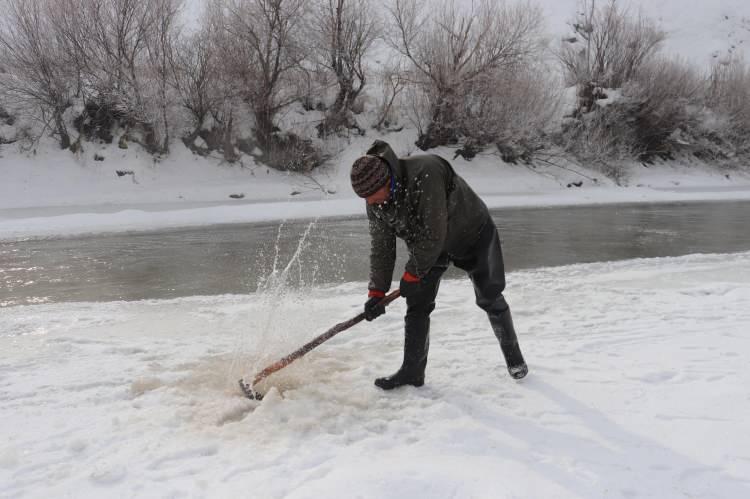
[432,373,750,498]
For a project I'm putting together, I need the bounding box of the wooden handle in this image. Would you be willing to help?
[251,289,401,386]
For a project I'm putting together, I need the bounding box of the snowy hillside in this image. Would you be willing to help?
[2,0,750,240]
[2,252,750,497]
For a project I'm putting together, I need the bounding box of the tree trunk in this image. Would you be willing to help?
[54,107,71,150]
[223,113,238,162]
[416,90,460,150]
[254,98,276,149]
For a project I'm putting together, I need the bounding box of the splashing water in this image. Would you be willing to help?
[225,218,341,396]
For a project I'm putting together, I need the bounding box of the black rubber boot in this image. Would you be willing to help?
[375,314,430,390]
[489,306,528,380]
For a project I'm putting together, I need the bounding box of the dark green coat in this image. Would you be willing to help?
[365,140,491,293]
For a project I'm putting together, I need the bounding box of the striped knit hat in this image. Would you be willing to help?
[350,155,390,198]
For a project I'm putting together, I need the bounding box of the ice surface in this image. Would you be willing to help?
[2,252,750,498]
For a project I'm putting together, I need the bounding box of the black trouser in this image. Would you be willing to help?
[407,217,511,317]
[403,217,518,371]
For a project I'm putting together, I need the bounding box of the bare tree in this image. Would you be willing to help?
[388,0,544,149]
[555,0,665,113]
[0,0,75,148]
[144,0,182,154]
[223,0,308,148]
[373,60,409,130]
[82,0,156,117]
[708,58,750,139]
[171,22,219,136]
[311,0,380,136]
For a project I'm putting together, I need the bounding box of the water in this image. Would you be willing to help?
[2,200,749,307]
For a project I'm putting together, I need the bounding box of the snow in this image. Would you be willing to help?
[2,1,750,240]
[2,2,749,497]
[2,131,750,241]
[2,251,750,497]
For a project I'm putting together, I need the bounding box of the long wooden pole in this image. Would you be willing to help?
[240,290,401,399]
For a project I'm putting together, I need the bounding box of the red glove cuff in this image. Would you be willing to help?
[368,289,386,298]
[402,271,420,283]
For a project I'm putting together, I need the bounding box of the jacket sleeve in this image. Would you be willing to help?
[367,204,396,292]
[404,168,448,278]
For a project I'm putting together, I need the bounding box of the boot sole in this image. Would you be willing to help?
[508,364,528,380]
[374,378,425,390]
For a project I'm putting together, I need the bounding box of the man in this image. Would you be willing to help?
[350,140,528,391]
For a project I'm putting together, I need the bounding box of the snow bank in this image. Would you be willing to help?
[2,133,750,241]
[2,252,750,498]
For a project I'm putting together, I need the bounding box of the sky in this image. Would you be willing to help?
[181,0,750,66]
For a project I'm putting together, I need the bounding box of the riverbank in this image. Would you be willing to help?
[2,133,750,241]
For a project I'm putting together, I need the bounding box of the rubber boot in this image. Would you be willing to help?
[375,314,429,390]
[488,306,528,379]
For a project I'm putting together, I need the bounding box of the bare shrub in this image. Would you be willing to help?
[171,5,240,161]
[559,102,635,183]
[50,0,183,153]
[143,0,182,154]
[707,58,750,151]
[311,0,380,136]
[0,0,75,148]
[560,56,704,177]
[623,56,704,160]
[556,0,665,114]
[373,61,409,131]
[401,81,432,141]
[388,0,544,150]
[172,26,217,137]
[261,132,328,172]
[222,0,308,148]
[74,0,155,134]
[461,63,562,163]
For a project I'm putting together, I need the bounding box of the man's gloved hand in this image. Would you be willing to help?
[399,271,422,298]
[364,291,387,321]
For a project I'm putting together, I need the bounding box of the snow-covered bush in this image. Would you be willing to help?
[0,103,17,145]
[621,57,704,160]
[372,61,408,131]
[0,0,76,149]
[460,63,561,163]
[554,2,714,178]
[0,0,182,154]
[556,0,665,115]
[706,58,750,159]
[260,131,328,173]
[559,57,704,179]
[388,0,545,151]
[172,8,241,162]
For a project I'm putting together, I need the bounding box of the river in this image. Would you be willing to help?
[1,200,749,307]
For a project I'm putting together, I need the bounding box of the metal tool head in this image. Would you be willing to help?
[238,379,264,400]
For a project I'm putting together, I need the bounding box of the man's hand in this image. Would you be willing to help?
[364,291,387,321]
[399,271,421,298]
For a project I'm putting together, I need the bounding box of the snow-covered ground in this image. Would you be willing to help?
[2,252,750,498]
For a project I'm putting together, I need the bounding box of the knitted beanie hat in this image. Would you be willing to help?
[350,155,390,198]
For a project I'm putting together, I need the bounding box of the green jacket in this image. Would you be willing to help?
[365,140,490,293]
